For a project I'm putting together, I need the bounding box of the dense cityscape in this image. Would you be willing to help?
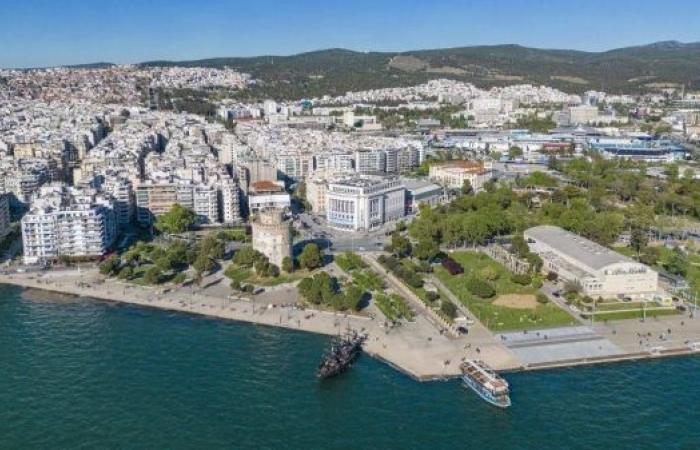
[2,6,700,444]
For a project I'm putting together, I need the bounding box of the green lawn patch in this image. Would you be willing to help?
[435,251,576,331]
[373,292,415,322]
[584,308,679,321]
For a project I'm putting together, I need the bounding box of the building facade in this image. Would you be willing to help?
[429,160,492,191]
[326,176,405,231]
[22,203,116,264]
[524,225,659,299]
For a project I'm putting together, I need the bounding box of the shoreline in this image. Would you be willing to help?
[2,269,699,381]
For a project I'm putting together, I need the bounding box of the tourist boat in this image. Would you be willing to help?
[316,331,367,380]
[460,360,511,408]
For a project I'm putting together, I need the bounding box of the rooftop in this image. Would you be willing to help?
[525,225,635,272]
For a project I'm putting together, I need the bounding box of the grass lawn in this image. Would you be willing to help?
[435,251,576,332]
[373,292,415,322]
[585,308,679,321]
[224,263,309,286]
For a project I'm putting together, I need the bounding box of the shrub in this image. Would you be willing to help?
[511,273,532,285]
[171,272,186,284]
[536,293,549,304]
[479,267,500,281]
[546,271,558,282]
[117,266,133,280]
[466,277,496,299]
[425,291,440,304]
[440,300,458,319]
[282,256,295,273]
[531,277,543,288]
[99,255,120,276]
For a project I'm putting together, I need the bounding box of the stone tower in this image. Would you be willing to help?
[251,208,292,268]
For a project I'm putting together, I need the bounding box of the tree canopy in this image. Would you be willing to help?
[155,204,196,235]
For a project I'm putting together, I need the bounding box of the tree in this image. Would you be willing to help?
[99,255,120,276]
[563,280,582,296]
[527,253,543,273]
[630,227,649,254]
[440,300,458,319]
[461,179,473,195]
[510,234,530,258]
[299,243,323,270]
[413,239,439,261]
[198,234,225,260]
[639,246,660,267]
[155,204,196,235]
[193,254,214,276]
[665,250,688,277]
[508,146,523,159]
[390,232,412,257]
[282,256,295,273]
[117,266,133,280]
[233,246,263,267]
[343,284,364,311]
[144,266,162,285]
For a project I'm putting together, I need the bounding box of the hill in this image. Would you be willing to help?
[140,41,700,99]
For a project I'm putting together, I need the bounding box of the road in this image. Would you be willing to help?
[295,212,408,253]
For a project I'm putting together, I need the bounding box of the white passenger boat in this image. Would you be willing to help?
[460,360,511,408]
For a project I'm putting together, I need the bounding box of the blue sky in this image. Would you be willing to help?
[2,0,699,68]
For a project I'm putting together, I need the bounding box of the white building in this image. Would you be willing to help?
[22,193,116,264]
[193,184,219,224]
[429,160,493,191]
[326,176,405,231]
[218,179,242,224]
[524,225,659,299]
[248,193,291,213]
[354,149,386,174]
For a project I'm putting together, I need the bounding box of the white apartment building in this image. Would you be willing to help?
[193,184,219,224]
[354,149,386,174]
[22,200,116,264]
[525,225,659,299]
[248,193,291,213]
[102,177,134,229]
[218,179,242,224]
[326,176,405,231]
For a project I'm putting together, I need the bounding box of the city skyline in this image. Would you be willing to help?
[3,0,700,68]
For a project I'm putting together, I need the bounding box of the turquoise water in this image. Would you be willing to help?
[1,284,699,450]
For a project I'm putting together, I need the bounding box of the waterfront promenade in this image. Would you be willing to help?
[0,268,519,380]
[2,268,699,378]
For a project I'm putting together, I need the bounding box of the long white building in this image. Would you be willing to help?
[326,176,405,231]
[524,225,659,299]
[22,187,116,264]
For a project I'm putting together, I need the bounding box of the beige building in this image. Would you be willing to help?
[306,177,328,215]
[525,225,659,299]
[251,208,292,268]
[429,160,492,192]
